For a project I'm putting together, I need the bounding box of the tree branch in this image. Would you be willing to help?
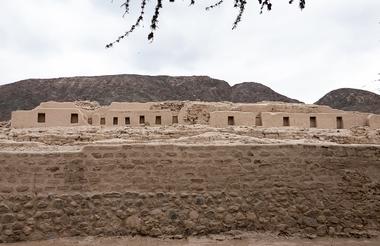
[106,0,306,48]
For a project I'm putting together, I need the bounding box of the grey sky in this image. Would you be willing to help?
[0,0,379,103]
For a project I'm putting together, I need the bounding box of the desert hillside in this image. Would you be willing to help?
[315,88,380,114]
[0,74,300,121]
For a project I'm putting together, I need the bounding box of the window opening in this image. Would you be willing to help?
[337,116,343,129]
[37,113,45,123]
[100,117,106,125]
[71,113,79,124]
[113,117,118,125]
[155,116,162,125]
[283,117,290,127]
[310,116,317,128]
[228,116,235,126]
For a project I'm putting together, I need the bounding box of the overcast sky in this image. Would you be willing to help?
[0,0,379,103]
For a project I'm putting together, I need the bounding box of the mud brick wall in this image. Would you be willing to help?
[0,144,379,242]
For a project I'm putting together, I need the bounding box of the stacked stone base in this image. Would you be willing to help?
[1,189,379,243]
[0,144,379,242]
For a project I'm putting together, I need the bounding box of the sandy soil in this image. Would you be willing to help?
[0,124,379,152]
[4,235,380,246]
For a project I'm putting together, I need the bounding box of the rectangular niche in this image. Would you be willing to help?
[71,113,79,124]
[37,113,45,123]
[155,116,162,125]
[283,116,290,127]
[336,116,343,129]
[100,117,106,125]
[228,116,235,126]
[113,117,118,125]
[310,116,317,128]
[255,116,262,126]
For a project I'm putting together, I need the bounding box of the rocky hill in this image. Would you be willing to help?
[315,88,380,114]
[231,82,298,103]
[0,74,300,121]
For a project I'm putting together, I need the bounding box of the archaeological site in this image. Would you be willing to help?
[0,100,379,244]
[10,101,380,129]
[2,0,380,244]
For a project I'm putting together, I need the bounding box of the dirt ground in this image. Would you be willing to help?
[3,235,380,246]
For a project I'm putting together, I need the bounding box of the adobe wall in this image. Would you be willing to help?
[10,101,380,129]
[209,111,257,127]
[0,144,379,242]
[368,114,380,129]
[261,112,369,129]
[92,110,173,127]
[11,108,88,129]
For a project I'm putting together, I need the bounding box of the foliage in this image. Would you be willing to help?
[106,0,306,48]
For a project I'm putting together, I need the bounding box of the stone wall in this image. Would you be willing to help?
[0,144,379,242]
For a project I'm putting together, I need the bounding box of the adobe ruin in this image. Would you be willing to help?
[1,101,380,243]
[11,101,380,129]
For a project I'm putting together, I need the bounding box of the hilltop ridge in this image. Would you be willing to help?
[315,88,380,114]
